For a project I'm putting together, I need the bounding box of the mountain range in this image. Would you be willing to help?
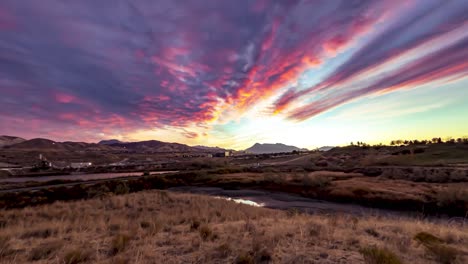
[0,136,226,153]
[1,135,308,154]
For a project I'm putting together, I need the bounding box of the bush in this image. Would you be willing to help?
[414,232,444,245]
[215,243,232,258]
[359,246,402,264]
[190,219,201,231]
[199,225,214,241]
[425,244,460,264]
[113,183,130,195]
[414,148,425,154]
[110,234,131,255]
[235,252,255,264]
[365,228,380,238]
[63,249,91,264]
[87,185,111,199]
[413,232,460,264]
[302,174,331,188]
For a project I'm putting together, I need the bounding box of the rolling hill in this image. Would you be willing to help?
[0,136,26,147]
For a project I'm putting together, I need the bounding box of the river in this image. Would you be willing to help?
[168,186,411,217]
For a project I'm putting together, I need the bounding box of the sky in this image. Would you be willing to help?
[0,0,467,150]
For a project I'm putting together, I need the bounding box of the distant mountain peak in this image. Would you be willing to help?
[318,146,335,151]
[245,143,307,154]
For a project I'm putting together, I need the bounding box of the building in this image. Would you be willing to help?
[70,162,93,169]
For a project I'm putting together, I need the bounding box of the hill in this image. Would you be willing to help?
[245,143,307,154]
[5,138,114,151]
[98,139,125,145]
[110,140,199,153]
[4,137,204,153]
[0,135,26,147]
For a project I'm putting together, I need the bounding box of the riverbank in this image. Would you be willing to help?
[0,170,467,217]
[0,190,466,263]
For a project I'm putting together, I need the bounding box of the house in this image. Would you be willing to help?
[70,162,93,169]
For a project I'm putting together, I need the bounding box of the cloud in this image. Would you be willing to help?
[0,0,466,142]
[274,0,468,119]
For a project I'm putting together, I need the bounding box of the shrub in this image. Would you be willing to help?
[0,219,7,229]
[235,252,255,264]
[87,185,111,199]
[190,219,201,231]
[425,244,460,264]
[359,246,402,264]
[365,228,380,238]
[110,234,131,255]
[302,174,331,188]
[199,225,214,241]
[63,249,91,264]
[414,147,425,154]
[29,241,63,261]
[140,221,151,229]
[308,222,323,237]
[114,183,130,195]
[413,232,460,264]
[215,243,232,258]
[254,248,272,263]
[413,232,444,245]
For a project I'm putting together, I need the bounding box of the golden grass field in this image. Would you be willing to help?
[0,190,467,264]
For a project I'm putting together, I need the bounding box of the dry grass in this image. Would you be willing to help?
[0,190,467,263]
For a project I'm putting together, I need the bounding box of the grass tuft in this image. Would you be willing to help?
[29,241,63,261]
[199,225,215,241]
[425,244,460,264]
[0,236,11,257]
[413,232,460,264]
[414,232,444,245]
[110,234,131,256]
[359,246,402,264]
[63,249,91,264]
[235,252,255,264]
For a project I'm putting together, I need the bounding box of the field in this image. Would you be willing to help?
[1,190,467,264]
[1,142,468,263]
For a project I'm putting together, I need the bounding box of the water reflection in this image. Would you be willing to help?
[216,196,265,207]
